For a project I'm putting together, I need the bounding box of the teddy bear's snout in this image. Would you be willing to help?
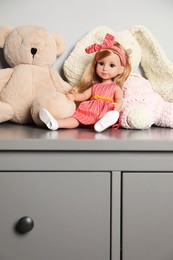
[31,48,37,57]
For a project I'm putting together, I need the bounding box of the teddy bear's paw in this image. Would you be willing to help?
[0,102,14,123]
[127,107,154,129]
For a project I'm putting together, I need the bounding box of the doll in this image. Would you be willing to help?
[39,33,131,132]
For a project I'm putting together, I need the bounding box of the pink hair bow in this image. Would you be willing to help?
[85,33,127,66]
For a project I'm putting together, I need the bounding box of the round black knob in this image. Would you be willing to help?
[15,216,34,234]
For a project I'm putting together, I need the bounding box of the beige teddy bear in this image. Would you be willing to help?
[0,24,76,126]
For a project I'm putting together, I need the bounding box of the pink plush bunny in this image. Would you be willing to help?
[120,73,173,129]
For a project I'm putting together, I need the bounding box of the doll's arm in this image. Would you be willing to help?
[0,68,13,92]
[113,85,123,111]
[67,88,92,102]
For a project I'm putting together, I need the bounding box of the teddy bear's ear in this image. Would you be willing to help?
[51,33,65,56]
[0,26,12,48]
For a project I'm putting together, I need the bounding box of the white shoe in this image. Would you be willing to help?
[94,110,119,132]
[39,108,59,130]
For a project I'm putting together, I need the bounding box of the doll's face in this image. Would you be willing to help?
[96,52,124,83]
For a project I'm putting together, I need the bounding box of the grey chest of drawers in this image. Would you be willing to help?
[0,123,173,260]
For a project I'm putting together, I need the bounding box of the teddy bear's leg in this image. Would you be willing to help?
[0,101,14,123]
[31,91,76,127]
[120,103,154,129]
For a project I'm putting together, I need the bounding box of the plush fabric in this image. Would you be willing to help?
[130,25,173,102]
[0,25,76,126]
[120,73,173,129]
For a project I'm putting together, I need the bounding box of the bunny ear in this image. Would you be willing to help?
[0,26,12,48]
[130,25,173,102]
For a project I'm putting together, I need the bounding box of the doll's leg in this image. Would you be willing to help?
[39,108,59,130]
[94,110,119,132]
[39,108,79,130]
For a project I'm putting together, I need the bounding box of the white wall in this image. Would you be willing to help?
[0,0,172,72]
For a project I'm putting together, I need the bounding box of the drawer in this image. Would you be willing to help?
[122,172,173,260]
[0,172,110,260]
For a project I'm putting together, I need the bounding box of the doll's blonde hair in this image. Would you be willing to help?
[75,44,131,93]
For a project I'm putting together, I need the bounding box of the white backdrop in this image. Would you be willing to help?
[0,0,172,71]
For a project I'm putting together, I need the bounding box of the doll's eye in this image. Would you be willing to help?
[98,62,104,66]
[110,64,115,68]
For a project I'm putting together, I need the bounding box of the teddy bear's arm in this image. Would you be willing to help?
[50,69,73,93]
[0,68,13,91]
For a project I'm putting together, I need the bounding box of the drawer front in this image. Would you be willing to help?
[0,172,110,260]
[122,172,173,260]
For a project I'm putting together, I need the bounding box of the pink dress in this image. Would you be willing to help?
[73,83,116,125]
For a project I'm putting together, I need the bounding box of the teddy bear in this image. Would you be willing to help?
[0,24,76,126]
[63,25,173,129]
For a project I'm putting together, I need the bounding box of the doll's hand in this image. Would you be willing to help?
[66,93,76,101]
[112,102,122,111]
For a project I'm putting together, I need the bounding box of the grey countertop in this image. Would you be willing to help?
[0,123,173,151]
